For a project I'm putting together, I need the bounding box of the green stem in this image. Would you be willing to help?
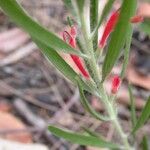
[99,86,133,150]
[113,118,131,150]
[80,12,101,87]
[74,2,133,149]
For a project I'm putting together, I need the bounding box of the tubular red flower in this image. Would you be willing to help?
[63,30,89,78]
[70,26,77,38]
[70,55,90,78]
[111,75,121,94]
[130,15,144,23]
[99,10,120,48]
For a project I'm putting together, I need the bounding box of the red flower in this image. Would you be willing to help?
[99,10,143,49]
[70,26,77,37]
[99,10,120,48]
[130,15,144,23]
[111,75,121,94]
[63,29,89,78]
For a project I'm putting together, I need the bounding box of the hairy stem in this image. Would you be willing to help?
[98,86,133,150]
[74,2,133,149]
[80,11,101,87]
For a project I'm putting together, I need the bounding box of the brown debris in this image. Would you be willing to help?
[0,101,11,112]
[126,65,150,90]
[0,28,29,53]
[0,112,32,143]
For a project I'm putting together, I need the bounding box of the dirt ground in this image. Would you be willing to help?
[0,0,150,150]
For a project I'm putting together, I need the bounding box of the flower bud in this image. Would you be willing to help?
[130,15,144,23]
[62,30,89,78]
[70,55,90,78]
[99,10,120,48]
[70,26,77,38]
[111,75,121,94]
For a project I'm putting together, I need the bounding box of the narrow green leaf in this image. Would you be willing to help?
[140,19,150,37]
[0,0,84,57]
[33,38,91,92]
[120,25,133,78]
[76,37,85,53]
[141,136,149,150]
[90,0,99,50]
[128,84,137,128]
[76,0,85,13]
[102,0,137,81]
[132,97,150,134]
[77,79,110,121]
[82,127,100,138]
[90,0,98,32]
[48,125,119,148]
[67,16,73,27]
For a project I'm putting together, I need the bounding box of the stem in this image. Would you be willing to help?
[113,118,131,150]
[74,2,133,149]
[80,12,101,87]
[99,86,133,150]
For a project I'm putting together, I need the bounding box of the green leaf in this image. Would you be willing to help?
[48,125,119,148]
[82,127,100,138]
[132,97,150,134]
[140,19,150,37]
[120,25,133,78]
[77,79,110,121]
[76,0,85,13]
[90,0,99,50]
[141,136,149,150]
[90,0,98,32]
[67,16,73,27]
[128,84,137,128]
[33,38,91,92]
[120,25,133,79]
[0,0,85,57]
[102,0,137,81]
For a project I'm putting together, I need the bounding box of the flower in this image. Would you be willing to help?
[130,15,144,23]
[70,26,77,37]
[111,75,121,94]
[63,28,89,78]
[99,10,144,49]
[99,10,120,48]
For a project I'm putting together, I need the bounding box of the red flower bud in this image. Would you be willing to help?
[99,10,120,48]
[63,30,89,78]
[70,26,77,38]
[130,15,144,23]
[70,55,90,78]
[111,75,121,94]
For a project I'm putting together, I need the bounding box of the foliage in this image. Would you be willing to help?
[0,0,149,149]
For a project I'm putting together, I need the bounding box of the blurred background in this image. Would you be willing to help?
[0,0,150,149]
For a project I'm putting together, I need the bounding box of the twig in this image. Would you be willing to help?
[0,80,58,111]
[48,88,79,124]
[49,89,80,150]
[13,99,57,144]
[0,127,38,135]
[0,42,37,66]
[106,124,114,141]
